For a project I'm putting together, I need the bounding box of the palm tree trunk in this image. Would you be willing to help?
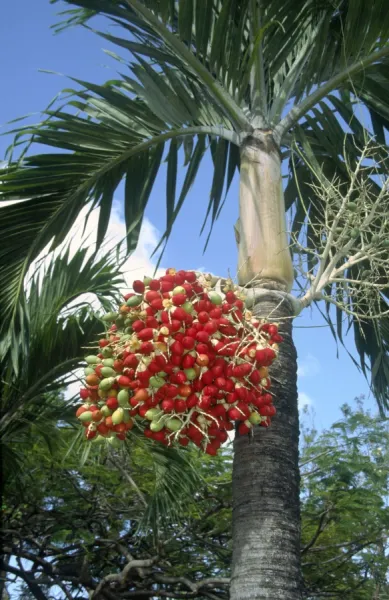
[231,293,301,600]
[231,130,301,599]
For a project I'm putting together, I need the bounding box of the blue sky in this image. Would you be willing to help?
[0,0,377,430]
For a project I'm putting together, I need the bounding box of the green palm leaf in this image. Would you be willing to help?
[2,0,389,409]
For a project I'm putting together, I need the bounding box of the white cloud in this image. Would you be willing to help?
[298,391,314,409]
[297,354,320,378]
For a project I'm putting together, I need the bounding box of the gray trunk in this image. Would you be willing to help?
[230,292,301,600]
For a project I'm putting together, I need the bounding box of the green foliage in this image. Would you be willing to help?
[300,399,389,598]
[2,399,389,599]
[0,243,125,479]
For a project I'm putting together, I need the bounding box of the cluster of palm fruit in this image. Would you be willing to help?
[76,269,283,454]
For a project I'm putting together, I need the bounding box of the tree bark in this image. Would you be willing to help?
[230,292,301,600]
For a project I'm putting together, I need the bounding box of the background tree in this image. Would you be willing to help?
[2,400,389,600]
[1,2,389,598]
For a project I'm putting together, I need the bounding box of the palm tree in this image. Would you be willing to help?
[1,2,389,598]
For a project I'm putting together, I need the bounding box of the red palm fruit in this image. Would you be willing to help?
[215,377,227,390]
[187,393,199,408]
[91,410,103,422]
[203,300,213,312]
[133,280,145,294]
[97,423,109,435]
[160,280,174,293]
[268,324,278,337]
[172,294,187,306]
[224,421,234,431]
[99,339,110,348]
[171,340,184,355]
[113,360,124,373]
[139,342,154,354]
[174,399,187,413]
[197,311,209,324]
[146,316,159,329]
[117,375,131,388]
[182,336,195,350]
[225,392,238,405]
[218,430,228,443]
[106,397,119,410]
[131,320,145,332]
[179,436,190,446]
[123,354,139,368]
[203,384,218,397]
[153,430,168,443]
[209,307,222,319]
[174,271,186,285]
[147,361,160,375]
[205,443,219,456]
[161,398,175,412]
[161,363,174,375]
[137,405,149,418]
[211,364,224,378]
[181,283,193,296]
[85,429,97,440]
[161,310,170,324]
[260,417,271,427]
[196,330,210,344]
[150,298,163,311]
[137,328,154,341]
[222,302,232,314]
[228,407,241,420]
[115,432,126,440]
[224,378,235,392]
[145,290,161,303]
[239,403,251,418]
[236,385,248,402]
[163,269,176,279]
[273,334,284,343]
[171,307,186,321]
[192,379,204,393]
[182,353,196,369]
[231,310,244,323]
[200,369,214,385]
[249,370,261,385]
[196,353,210,367]
[148,279,160,291]
[168,319,181,332]
[184,271,196,283]
[204,320,218,335]
[173,331,185,341]
[225,291,236,304]
[171,371,187,385]
[198,396,211,410]
[114,422,127,434]
[170,354,182,367]
[130,396,141,407]
[144,428,153,438]
[234,299,244,310]
[178,384,191,397]
[213,404,227,417]
[105,416,114,428]
[80,388,90,400]
[129,379,141,390]
[262,393,273,405]
[238,422,251,435]
[125,420,134,431]
[137,371,151,386]
[133,388,149,403]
